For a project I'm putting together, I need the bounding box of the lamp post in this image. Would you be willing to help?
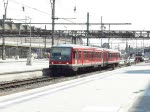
[100,26,106,48]
[143,29,145,54]
[2,0,8,60]
[2,15,6,60]
[51,0,55,46]
[64,26,67,44]
[26,17,32,65]
[87,12,89,46]
[15,24,20,60]
[108,24,110,49]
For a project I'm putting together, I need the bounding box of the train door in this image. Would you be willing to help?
[74,51,78,64]
[101,51,104,67]
[102,50,108,67]
[78,51,82,64]
[107,52,109,62]
[74,50,82,65]
[92,51,96,65]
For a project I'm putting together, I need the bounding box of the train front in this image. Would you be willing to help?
[49,46,73,75]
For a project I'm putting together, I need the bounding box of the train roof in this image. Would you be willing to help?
[103,48,120,53]
[52,44,100,49]
[52,44,104,50]
[52,44,120,53]
[52,44,85,48]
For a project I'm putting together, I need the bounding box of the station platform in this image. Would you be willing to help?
[0,58,49,82]
[0,62,150,112]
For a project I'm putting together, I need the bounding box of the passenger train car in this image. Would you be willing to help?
[49,44,120,76]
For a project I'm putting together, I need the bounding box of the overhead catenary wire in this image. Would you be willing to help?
[10,0,51,15]
[10,0,77,24]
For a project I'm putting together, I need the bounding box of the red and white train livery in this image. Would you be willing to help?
[49,44,120,76]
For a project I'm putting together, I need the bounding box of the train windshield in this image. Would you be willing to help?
[51,47,72,61]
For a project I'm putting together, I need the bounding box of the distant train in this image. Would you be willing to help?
[49,44,120,76]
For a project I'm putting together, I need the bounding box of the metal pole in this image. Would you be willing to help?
[143,31,144,53]
[25,16,27,43]
[2,0,8,60]
[45,25,47,54]
[87,12,89,46]
[29,18,31,56]
[136,38,137,54]
[2,15,6,60]
[26,17,32,65]
[71,31,74,44]
[108,24,110,49]
[101,16,103,47]
[19,24,23,44]
[15,24,20,60]
[126,38,128,56]
[51,0,55,46]
[143,38,144,53]
[75,31,77,44]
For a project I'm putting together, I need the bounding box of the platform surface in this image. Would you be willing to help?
[0,58,49,74]
[0,62,150,112]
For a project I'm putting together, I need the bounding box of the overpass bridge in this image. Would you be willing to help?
[1,20,150,59]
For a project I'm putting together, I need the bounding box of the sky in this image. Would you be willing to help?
[0,0,150,30]
[0,0,150,50]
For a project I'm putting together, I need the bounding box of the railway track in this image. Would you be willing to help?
[0,76,54,90]
[0,64,130,95]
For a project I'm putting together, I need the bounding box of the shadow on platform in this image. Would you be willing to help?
[128,82,150,112]
[125,70,150,74]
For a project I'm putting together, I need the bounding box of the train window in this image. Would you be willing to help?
[94,52,97,59]
[97,53,100,58]
[78,51,82,59]
[95,52,97,59]
[101,52,103,58]
[96,52,99,59]
[90,52,92,58]
[92,52,94,59]
[86,52,88,58]
[106,52,109,59]
[84,51,87,59]
[89,52,92,59]
[51,47,71,61]
[97,53,99,58]
[108,53,111,58]
[73,51,77,59]
[87,52,90,58]
[91,52,93,59]
[93,52,95,58]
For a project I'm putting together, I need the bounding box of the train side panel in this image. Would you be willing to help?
[49,44,121,76]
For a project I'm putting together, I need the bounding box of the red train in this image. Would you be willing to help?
[49,44,120,76]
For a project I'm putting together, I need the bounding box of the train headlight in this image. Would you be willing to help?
[66,62,69,64]
[51,62,54,64]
